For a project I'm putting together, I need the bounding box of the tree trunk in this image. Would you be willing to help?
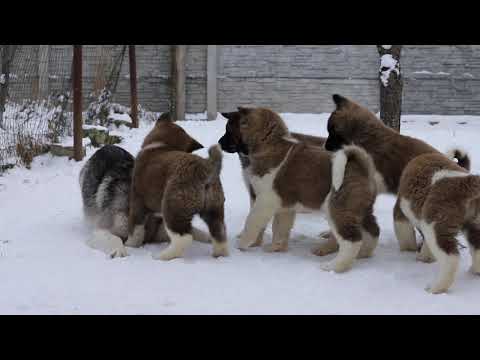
[73,45,84,161]
[128,45,139,128]
[0,45,17,130]
[377,45,403,132]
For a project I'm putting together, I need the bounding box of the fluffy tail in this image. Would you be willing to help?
[331,145,376,192]
[206,144,223,182]
[446,147,471,171]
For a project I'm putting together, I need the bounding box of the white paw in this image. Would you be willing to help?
[425,283,449,294]
[262,243,288,253]
[237,236,253,251]
[469,265,480,275]
[416,252,436,263]
[109,246,128,259]
[212,244,229,258]
[125,237,143,248]
[152,250,182,261]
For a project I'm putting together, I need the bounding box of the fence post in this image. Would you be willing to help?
[0,46,17,130]
[170,45,186,121]
[207,45,217,121]
[129,45,139,128]
[73,45,83,161]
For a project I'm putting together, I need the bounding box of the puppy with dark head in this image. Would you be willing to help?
[325,94,471,257]
[125,114,228,260]
[219,111,330,249]
[398,153,480,293]
[235,106,379,273]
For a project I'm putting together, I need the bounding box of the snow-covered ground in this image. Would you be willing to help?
[1,113,480,314]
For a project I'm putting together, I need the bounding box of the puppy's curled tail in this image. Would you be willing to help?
[446,147,471,171]
[206,144,223,182]
[331,145,377,192]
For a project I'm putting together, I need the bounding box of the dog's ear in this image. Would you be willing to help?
[237,107,252,116]
[188,138,204,153]
[332,94,348,109]
[221,112,237,121]
[157,112,172,124]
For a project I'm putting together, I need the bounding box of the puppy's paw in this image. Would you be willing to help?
[125,237,143,248]
[262,243,288,253]
[320,260,352,273]
[311,242,339,257]
[416,252,436,263]
[212,243,229,258]
[425,283,449,295]
[109,246,128,259]
[152,250,182,261]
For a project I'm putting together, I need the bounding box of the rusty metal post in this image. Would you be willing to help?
[129,45,139,128]
[73,45,83,161]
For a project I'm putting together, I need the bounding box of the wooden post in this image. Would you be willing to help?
[207,45,217,121]
[170,45,186,121]
[73,45,83,161]
[0,45,17,130]
[129,45,139,128]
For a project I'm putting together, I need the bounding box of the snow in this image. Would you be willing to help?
[108,112,131,122]
[54,136,91,147]
[82,124,108,131]
[380,54,400,87]
[0,74,5,85]
[1,113,480,314]
[381,45,392,50]
[413,71,451,76]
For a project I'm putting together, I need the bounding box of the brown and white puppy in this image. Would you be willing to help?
[325,94,471,259]
[398,153,480,293]
[235,107,379,273]
[218,111,331,249]
[125,117,228,260]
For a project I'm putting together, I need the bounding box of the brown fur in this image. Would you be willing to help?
[325,94,471,194]
[125,118,228,259]
[397,153,480,293]
[236,107,379,272]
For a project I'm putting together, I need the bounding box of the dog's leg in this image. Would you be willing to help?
[153,226,193,261]
[200,209,229,258]
[464,221,480,275]
[422,222,460,294]
[237,187,265,247]
[320,213,362,273]
[238,192,280,250]
[311,233,339,256]
[263,210,295,253]
[394,199,417,252]
[358,212,380,259]
[416,241,436,263]
[125,190,147,248]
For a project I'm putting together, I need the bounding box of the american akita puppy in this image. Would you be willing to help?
[235,107,379,273]
[218,111,332,250]
[398,152,480,293]
[125,116,228,260]
[324,94,471,260]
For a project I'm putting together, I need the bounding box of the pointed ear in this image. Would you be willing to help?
[188,138,204,153]
[332,94,348,109]
[221,112,236,121]
[237,107,252,116]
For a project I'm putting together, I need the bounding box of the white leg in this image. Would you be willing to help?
[311,233,339,256]
[357,230,378,259]
[416,241,436,263]
[212,239,229,258]
[191,226,211,244]
[320,237,362,273]
[125,224,145,248]
[237,193,280,250]
[153,227,193,261]
[422,223,459,294]
[469,246,480,274]
[263,211,295,253]
[86,228,128,258]
[394,220,417,252]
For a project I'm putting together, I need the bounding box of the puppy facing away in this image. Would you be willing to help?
[79,144,135,258]
[218,111,333,250]
[125,116,228,260]
[324,94,471,259]
[235,107,379,273]
[398,153,480,293]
